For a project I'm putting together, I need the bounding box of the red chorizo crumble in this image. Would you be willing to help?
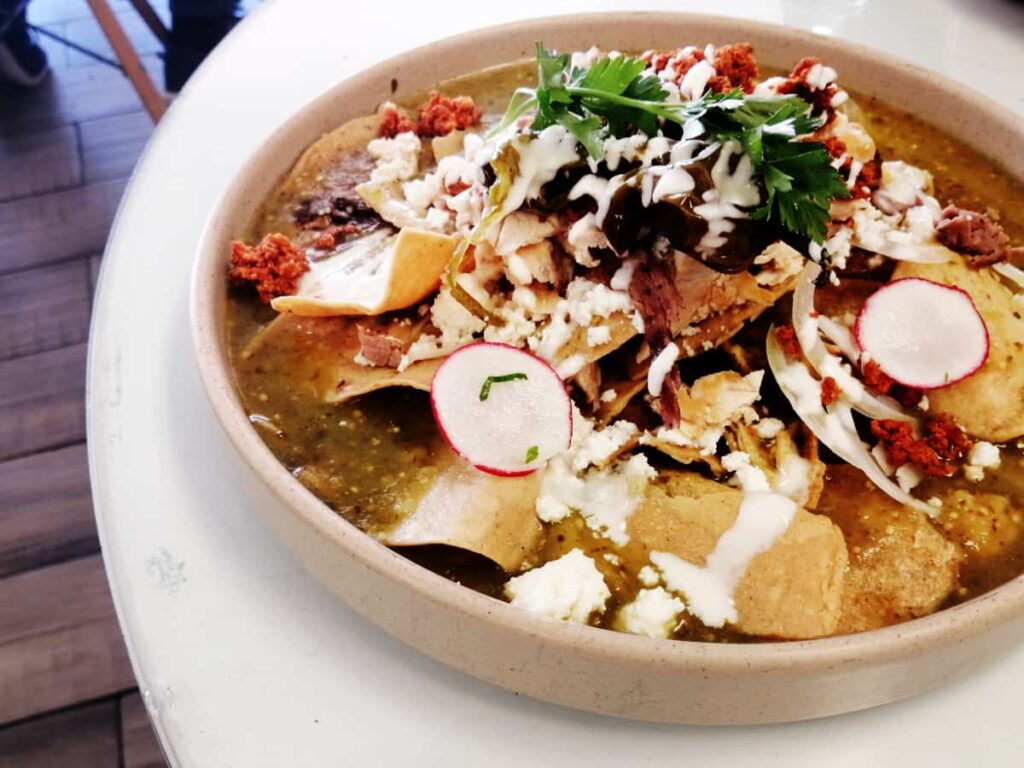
[377,91,482,138]
[820,376,840,407]
[642,43,759,93]
[776,57,842,120]
[228,233,309,304]
[776,325,802,359]
[870,415,972,478]
[377,106,417,138]
[853,155,883,199]
[709,43,759,94]
[861,360,924,407]
[312,223,361,251]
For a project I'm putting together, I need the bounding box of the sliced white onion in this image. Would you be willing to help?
[993,262,1024,291]
[766,329,936,517]
[791,263,913,423]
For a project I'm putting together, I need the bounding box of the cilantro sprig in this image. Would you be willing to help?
[492,43,850,244]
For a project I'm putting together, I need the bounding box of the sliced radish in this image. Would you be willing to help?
[854,278,989,390]
[431,342,572,476]
[792,263,913,422]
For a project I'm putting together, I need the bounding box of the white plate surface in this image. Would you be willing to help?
[87,0,1024,764]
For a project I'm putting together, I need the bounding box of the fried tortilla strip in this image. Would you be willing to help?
[594,376,647,424]
[272,229,456,317]
[553,312,639,370]
[726,423,826,509]
[628,473,847,639]
[817,466,962,634]
[641,439,724,474]
[242,313,439,404]
[892,258,1024,441]
[382,459,543,572]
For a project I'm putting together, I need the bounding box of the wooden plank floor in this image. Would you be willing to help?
[0,0,253,763]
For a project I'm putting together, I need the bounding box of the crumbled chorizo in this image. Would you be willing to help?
[643,43,759,94]
[377,105,417,138]
[870,415,972,477]
[709,43,759,94]
[416,91,482,137]
[861,360,923,407]
[228,233,309,303]
[776,325,802,359]
[377,91,482,138]
[776,57,843,123]
[935,205,1024,268]
[820,376,840,407]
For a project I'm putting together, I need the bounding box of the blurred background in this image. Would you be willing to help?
[0,1,256,764]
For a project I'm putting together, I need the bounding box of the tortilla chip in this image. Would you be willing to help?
[595,376,647,424]
[817,466,961,634]
[726,423,826,509]
[382,459,543,571]
[242,313,439,404]
[628,474,847,639]
[272,229,456,317]
[554,312,639,368]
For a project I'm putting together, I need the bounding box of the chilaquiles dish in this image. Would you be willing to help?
[226,43,1024,642]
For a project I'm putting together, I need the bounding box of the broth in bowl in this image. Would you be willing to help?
[223,43,1024,644]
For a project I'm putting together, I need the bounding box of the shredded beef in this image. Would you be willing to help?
[935,205,1023,267]
[870,415,972,477]
[228,233,309,303]
[629,258,686,427]
[356,325,404,368]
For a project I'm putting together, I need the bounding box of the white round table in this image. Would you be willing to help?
[88,1,1024,764]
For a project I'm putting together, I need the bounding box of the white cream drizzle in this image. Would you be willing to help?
[651,469,798,628]
[646,342,680,397]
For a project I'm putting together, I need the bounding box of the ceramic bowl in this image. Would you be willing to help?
[190,11,1024,724]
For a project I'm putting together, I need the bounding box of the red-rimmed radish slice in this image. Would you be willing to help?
[854,278,989,390]
[431,342,572,477]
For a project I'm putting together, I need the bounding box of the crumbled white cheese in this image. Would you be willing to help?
[571,420,639,473]
[968,441,1001,469]
[504,549,610,623]
[753,418,785,439]
[721,451,771,493]
[615,587,685,639]
[536,447,656,545]
[600,389,617,404]
[964,465,985,483]
[367,132,421,183]
[895,463,923,493]
[587,325,612,347]
[638,565,661,588]
[399,287,484,369]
